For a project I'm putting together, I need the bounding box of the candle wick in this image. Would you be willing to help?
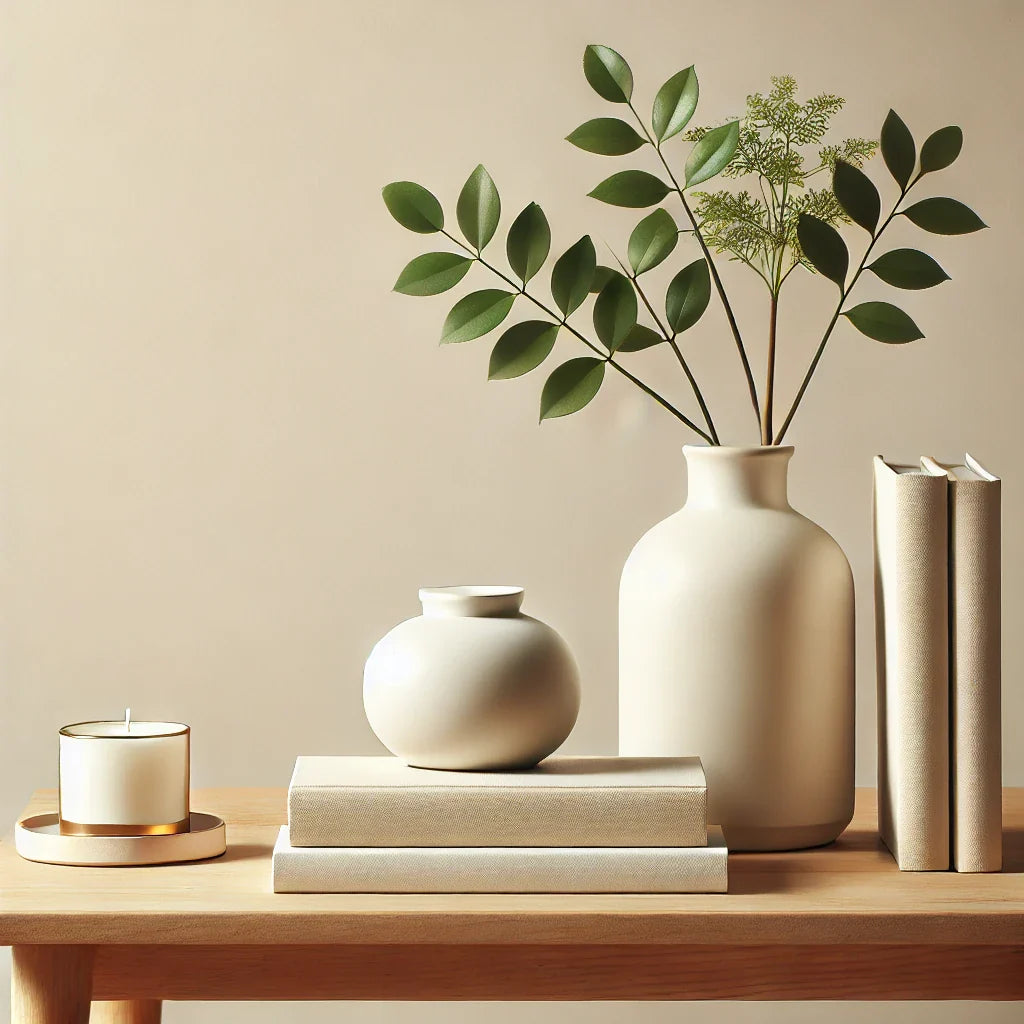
[125,707,131,734]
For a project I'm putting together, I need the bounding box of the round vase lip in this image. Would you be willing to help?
[682,444,795,458]
[418,585,524,618]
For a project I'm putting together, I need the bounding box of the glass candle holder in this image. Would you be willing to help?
[58,715,190,836]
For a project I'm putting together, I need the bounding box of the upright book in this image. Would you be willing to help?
[272,825,728,893]
[922,454,1002,872]
[288,755,707,848]
[873,457,949,870]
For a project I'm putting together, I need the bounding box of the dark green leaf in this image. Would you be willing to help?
[881,109,915,190]
[902,197,986,234]
[393,252,473,296]
[684,121,740,188]
[665,258,711,333]
[382,181,444,234]
[440,289,516,345]
[456,165,500,250]
[589,170,670,208]
[539,357,606,420]
[843,301,924,343]
[867,249,949,290]
[589,266,616,293]
[488,321,559,379]
[920,126,963,173]
[652,66,699,142]
[593,272,638,352]
[506,203,551,284]
[628,208,678,275]
[797,214,849,288]
[833,160,880,233]
[566,118,645,155]
[617,324,663,352]
[550,236,597,316]
[582,44,633,103]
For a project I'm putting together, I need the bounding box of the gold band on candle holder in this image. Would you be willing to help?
[58,817,192,837]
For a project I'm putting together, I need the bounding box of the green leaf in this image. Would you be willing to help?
[551,236,597,316]
[797,214,849,288]
[867,249,949,290]
[566,118,645,155]
[902,197,986,234]
[833,160,880,233]
[617,324,663,352]
[456,165,500,250]
[665,258,711,333]
[488,321,559,379]
[628,208,678,275]
[382,181,444,234]
[583,44,633,103]
[506,203,551,284]
[843,301,924,343]
[684,120,740,188]
[539,357,606,420]
[593,272,638,352]
[393,252,473,296]
[652,66,699,143]
[881,110,915,190]
[589,170,670,208]
[440,289,516,344]
[920,126,963,173]
[589,266,616,293]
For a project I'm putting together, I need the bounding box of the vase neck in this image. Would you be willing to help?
[683,446,794,511]
[419,586,524,618]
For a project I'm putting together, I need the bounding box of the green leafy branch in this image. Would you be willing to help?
[382,169,714,438]
[774,113,983,441]
[577,47,761,424]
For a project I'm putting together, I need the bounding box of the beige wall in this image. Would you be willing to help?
[1,0,1020,1020]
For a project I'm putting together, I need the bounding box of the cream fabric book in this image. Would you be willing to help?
[288,755,707,848]
[874,457,949,870]
[272,825,727,893]
[922,455,1002,872]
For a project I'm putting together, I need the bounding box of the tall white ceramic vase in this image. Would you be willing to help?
[619,445,855,851]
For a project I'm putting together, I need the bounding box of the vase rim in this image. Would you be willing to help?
[682,444,794,457]
[418,585,525,618]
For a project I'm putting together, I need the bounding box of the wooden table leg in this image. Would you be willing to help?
[11,945,94,1024]
[90,1001,162,1024]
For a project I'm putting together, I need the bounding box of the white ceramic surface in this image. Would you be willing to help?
[619,446,855,851]
[363,586,581,770]
[58,718,190,831]
[15,811,226,866]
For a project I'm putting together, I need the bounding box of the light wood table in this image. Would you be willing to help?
[1,788,1021,1021]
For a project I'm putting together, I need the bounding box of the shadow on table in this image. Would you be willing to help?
[219,843,270,863]
[1002,827,1023,873]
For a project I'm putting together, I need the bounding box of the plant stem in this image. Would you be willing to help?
[761,291,779,444]
[773,172,922,444]
[441,230,713,442]
[759,132,791,446]
[628,269,719,443]
[626,102,761,428]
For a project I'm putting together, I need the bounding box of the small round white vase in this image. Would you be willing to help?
[619,446,855,851]
[363,586,581,770]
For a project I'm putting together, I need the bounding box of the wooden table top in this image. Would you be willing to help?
[0,787,1021,948]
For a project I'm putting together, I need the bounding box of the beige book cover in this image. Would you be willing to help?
[288,755,707,848]
[272,825,727,893]
[922,455,1002,872]
[874,457,949,870]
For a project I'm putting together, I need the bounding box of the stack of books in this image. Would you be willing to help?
[874,454,1002,872]
[273,755,728,892]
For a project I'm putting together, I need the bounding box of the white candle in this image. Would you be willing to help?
[59,712,190,836]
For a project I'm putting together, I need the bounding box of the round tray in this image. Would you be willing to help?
[15,811,226,866]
